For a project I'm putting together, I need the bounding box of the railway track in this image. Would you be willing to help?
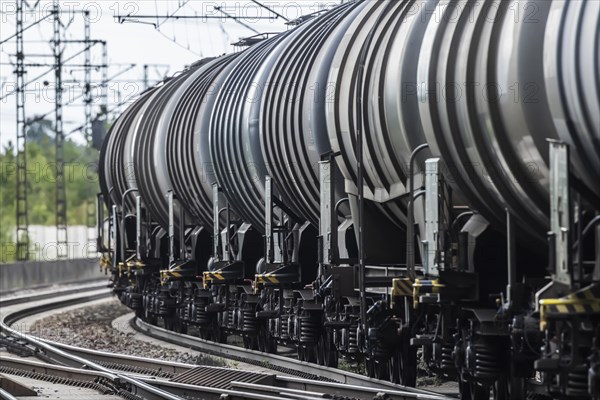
[133,317,451,399]
[0,283,454,400]
[0,283,185,399]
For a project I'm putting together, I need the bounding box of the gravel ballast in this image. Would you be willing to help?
[28,298,225,366]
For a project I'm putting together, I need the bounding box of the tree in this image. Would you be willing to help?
[0,116,101,263]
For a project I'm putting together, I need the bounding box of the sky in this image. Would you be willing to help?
[0,0,342,147]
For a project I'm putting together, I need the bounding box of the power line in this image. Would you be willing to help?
[0,13,52,45]
[214,6,260,35]
[116,0,190,27]
[1,43,99,101]
[250,0,289,22]
[21,65,134,126]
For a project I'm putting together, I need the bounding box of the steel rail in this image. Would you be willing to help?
[0,280,107,307]
[0,283,454,399]
[48,341,194,375]
[0,285,329,400]
[133,318,452,400]
[0,287,183,400]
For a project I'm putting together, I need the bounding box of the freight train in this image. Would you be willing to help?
[97,1,600,399]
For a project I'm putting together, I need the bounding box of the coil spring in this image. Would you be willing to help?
[299,315,319,343]
[347,322,359,354]
[157,289,174,315]
[178,302,189,321]
[194,298,211,325]
[128,293,141,310]
[440,343,454,371]
[242,308,258,333]
[566,367,588,397]
[472,343,501,379]
[227,308,236,329]
[280,315,290,339]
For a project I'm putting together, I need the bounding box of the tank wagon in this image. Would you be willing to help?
[98,1,600,399]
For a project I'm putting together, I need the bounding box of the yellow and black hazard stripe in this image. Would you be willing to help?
[160,269,184,284]
[392,278,413,297]
[126,260,145,269]
[413,279,445,308]
[117,261,125,277]
[566,284,600,302]
[203,271,226,288]
[539,284,600,330]
[99,255,112,271]
[255,272,280,285]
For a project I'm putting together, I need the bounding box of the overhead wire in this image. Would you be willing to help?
[249,0,290,22]
[1,43,97,101]
[25,63,137,131]
[0,13,52,45]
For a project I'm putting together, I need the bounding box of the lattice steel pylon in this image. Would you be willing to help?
[83,10,92,145]
[53,0,68,258]
[15,0,29,261]
[83,10,95,254]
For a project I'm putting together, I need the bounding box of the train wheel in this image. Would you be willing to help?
[398,333,417,387]
[374,358,390,381]
[199,328,211,340]
[326,339,339,368]
[366,357,375,378]
[460,379,492,400]
[163,316,174,331]
[460,374,520,399]
[175,320,187,334]
[304,344,318,363]
[297,346,305,361]
[243,335,258,350]
[492,373,525,400]
[459,378,471,400]
[316,329,338,367]
[316,335,326,366]
[144,307,157,325]
[210,319,225,343]
[507,375,526,400]
[389,353,400,384]
[492,376,509,400]
[258,324,277,354]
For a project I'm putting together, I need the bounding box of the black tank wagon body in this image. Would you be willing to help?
[98,1,600,398]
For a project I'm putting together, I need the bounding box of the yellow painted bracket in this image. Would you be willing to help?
[160,269,183,284]
[539,284,600,330]
[392,278,414,297]
[255,272,280,285]
[99,255,112,272]
[203,271,225,289]
[413,279,445,308]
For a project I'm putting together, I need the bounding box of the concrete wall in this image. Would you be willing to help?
[9,225,98,261]
[0,258,105,293]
